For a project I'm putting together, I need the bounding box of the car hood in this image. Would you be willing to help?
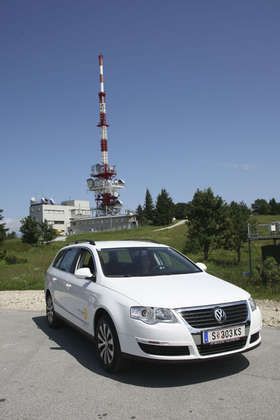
[103,272,250,308]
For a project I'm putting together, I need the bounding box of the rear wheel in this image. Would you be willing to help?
[46,293,61,328]
[95,314,126,373]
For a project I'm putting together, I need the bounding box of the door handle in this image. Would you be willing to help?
[52,277,57,282]
[65,283,72,288]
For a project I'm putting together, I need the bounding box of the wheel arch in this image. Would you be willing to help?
[94,307,112,333]
[93,307,122,339]
[94,307,126,372]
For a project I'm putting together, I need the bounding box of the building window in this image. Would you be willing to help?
[44,209,65,214]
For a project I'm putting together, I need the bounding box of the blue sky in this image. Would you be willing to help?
[1,0,280,231]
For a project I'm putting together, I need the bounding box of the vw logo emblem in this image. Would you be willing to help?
[214,307,227,323]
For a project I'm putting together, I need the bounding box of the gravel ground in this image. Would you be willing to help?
[0,291,45,312]
[0,290,279,327]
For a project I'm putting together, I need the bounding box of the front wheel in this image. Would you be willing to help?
[95,314,126,373]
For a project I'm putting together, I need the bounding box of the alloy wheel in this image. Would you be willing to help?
[97,321,115,366]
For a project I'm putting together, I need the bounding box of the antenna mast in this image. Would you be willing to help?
[98,54,109,170]
[87,54,125,216]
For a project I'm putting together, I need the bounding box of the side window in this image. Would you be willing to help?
[76,249,96,274]
[56,248,79,273]
[53,250,66,268]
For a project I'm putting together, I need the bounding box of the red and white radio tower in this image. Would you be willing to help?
[87,54,125,216]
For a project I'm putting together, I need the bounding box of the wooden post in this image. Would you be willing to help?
[248,239,253,276]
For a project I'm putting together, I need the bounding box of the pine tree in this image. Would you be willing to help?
[221,201,251,263]
[20,216,41,245]
[154,189,174,226]
[136,205,145,225]
[174,202,189,220]
[269,198,280,215]
[186,188,226,260]
[143,189,155,224]
[251,199,270,214]
[40,220,57,242]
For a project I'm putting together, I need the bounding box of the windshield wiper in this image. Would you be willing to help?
[105,274,132,277]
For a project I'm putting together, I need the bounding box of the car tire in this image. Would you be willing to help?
[46,293,61,328]
[95,314,126,373]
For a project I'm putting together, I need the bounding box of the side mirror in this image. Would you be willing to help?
[196,262,207,271]
[75,267,95,280]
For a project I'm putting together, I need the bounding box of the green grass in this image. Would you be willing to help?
[0,219,279,300]
[0,224,187,291]
[186,244,280,301]
[0,239,62,290]
[66,224,187,250]
[250,214,280,223]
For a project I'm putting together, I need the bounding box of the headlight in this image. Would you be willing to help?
[248,297,257,312]
[130,306,177,324]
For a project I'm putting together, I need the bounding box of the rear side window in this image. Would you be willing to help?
[53,248,79,273]
[53,250,66,268]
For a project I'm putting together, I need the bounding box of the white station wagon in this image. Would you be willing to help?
[45,240,262,372]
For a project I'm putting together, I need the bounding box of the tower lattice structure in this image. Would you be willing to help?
[87,54,125,216]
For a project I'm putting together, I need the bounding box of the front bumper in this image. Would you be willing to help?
[118,305,262,361]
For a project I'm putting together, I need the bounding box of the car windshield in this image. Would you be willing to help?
[98,247,201,277]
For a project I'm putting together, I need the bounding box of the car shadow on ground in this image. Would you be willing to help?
[33,315,250,388]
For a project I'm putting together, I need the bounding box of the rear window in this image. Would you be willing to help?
[53,247,79,273]
[53,250,66,268]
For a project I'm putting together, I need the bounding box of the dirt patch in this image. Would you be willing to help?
[256,299,280,328]
[0,290,45,311]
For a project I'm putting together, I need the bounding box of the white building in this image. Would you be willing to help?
[29,198,91,235]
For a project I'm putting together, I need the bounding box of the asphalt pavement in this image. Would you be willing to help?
[0,310,279,420]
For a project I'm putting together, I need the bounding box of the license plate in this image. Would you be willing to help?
[202,325,246,344]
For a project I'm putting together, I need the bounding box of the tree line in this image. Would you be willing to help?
[0,210,57,246]
[0,210,8,242]
[136,189,188,226]
[0,209,15,242]
[1,190,280,252]
[136,188,254,262]
[0,209,25,264]
[251,198,280,215]
[136,190,280,224]
[19,217,58,244]
[185,188,250,262]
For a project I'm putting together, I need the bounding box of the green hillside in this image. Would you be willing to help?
[0,224,187,291]
[0,220,279,300]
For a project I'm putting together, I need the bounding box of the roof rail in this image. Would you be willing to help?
[114,239,160,244]
[74,239,96,245]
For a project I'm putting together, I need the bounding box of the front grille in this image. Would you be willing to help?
[180,302,248,329]
[138,343,190,356]
[197,337,247,356]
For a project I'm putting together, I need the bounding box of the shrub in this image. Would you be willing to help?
[258,257,280,287]
[4,254,27,265]
[0,249,7,260]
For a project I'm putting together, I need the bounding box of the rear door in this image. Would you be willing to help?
[50,247,80,317]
